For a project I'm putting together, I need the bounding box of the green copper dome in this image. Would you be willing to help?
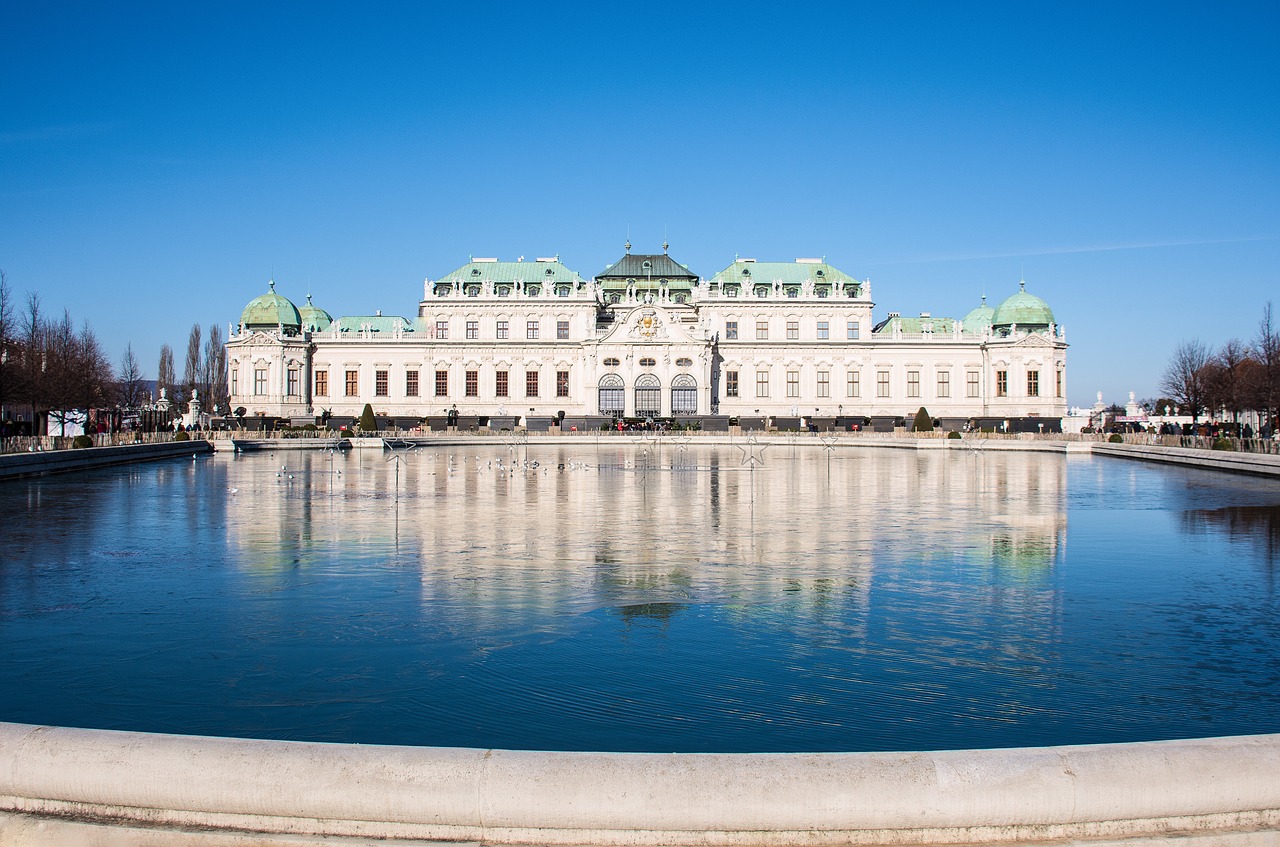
[992,283,1054,328]
[298,294,333,333]
[241,281,302,332]
[962,296,995,332]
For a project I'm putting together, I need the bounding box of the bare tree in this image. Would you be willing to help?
[20,292,44,433]
[0,270,12,432]
[203,323,228,414]
[118,343,146,407]
[157,344,176,404]
[1160,339,1213,423]
[1254,302,1280,434]
[1206,338,1249,424]
[182,323,202,407]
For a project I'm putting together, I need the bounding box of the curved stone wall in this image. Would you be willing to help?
[2,723,1278,845]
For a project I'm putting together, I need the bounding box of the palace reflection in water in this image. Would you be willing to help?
[2,445,1278,753]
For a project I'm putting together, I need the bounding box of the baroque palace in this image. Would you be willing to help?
[226,245,1068,429]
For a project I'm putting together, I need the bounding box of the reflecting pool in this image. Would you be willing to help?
[2,444,1279,752]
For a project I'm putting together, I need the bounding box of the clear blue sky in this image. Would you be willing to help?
[2,2,1276,407]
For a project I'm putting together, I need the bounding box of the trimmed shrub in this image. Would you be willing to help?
[303,423,317,432]
[72,435,93,449]
[911,407,933,432]
[174,431,191,442]
[1212,437,1235,451]
[947,431,961,439]
[1108,433,1123,443]
[359,403,377,432]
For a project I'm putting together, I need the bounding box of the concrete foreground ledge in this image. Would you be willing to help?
[1,723,1278,846]
[0,440,214,480]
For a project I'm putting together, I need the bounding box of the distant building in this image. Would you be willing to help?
[225,247,1068,428]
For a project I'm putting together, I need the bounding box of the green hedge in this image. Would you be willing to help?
[72,435,94,449]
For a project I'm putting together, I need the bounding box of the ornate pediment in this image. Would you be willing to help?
[598,306,705,346]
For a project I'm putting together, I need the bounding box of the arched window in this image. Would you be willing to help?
[671,374,697,415]
[598,374,625,416]
[635,374,661,417]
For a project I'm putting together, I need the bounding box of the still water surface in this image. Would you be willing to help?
[2,444,1278,752]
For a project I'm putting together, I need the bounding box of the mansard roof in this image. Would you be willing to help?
[597,252,698,282]
[708,259,859,288]
[331,315,416,334]
[430,258,585,286]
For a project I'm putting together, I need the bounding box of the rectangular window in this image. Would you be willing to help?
[286,369,299,397]
[847,321,860,340]
[435,370,448,397]
[756,370,769,398]
[817,370,830,398]
[435,320,448,339]
[877,370,890,398]
[847,371,860,398]
[375,369,388,397]
[1027,370,1040,397]
[996,370,1008,397]
[786,370,800,397]
[786,320,799,340]
[406,370,419,397]
[1056,370,1063,398]
[725,320,738,340]
[465,370,478,397]
[556,370,569,397]
[726,371,739,397]
[496,320,509,340]
[907,370,920,398]
[466,320,478,340]
[817,321,829,340]
[526,370,539,397]
[313,370,327,397]
[230,368,238,396]
[254,368,267,396]
[756,320,769,340]
[557,320,569,340]
[526,320,539,340]
[495,370,509,398]
[937,371,950,398]
[345,369,358,396]
[967,370,980,398]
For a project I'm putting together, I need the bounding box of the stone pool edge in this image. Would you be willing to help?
[0,440,214,481]
[1,722,1278,847]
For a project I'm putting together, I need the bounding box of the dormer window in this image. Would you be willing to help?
[816,287,829,298]
[545,268,554,276]
[786,288,798,298]
[556,286,570,297]
[497,286,511,297]
[815,270,824,278]
[471,268,481,276]
[642,260,652,271]
[755,285,769,298]
[741,268,751,276]
[466,286,479,297]
[674,294,687,304]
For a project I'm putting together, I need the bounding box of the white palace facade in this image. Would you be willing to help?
[226,246,1068,429]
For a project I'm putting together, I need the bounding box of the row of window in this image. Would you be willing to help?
[723,368,1060,399]
[723,319,860,341]
[305,368,571,399]
[428,319,572,340]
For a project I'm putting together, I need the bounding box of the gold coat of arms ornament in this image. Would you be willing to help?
[636,311,660,338]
